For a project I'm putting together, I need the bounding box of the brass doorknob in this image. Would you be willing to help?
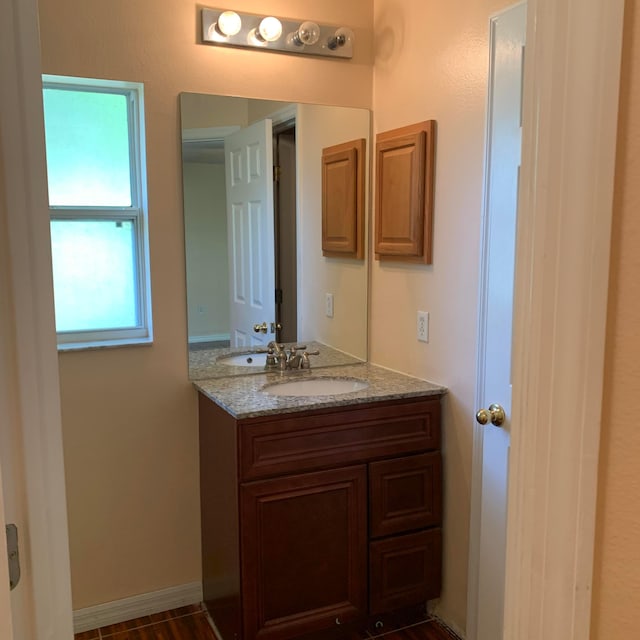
[253,322,268,334]
[475,403,506,427]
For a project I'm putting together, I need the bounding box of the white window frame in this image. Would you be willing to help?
[42,74,153,350]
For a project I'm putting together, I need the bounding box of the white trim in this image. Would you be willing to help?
[73,582,203,633]
[264,103,297,126]
[182,126,240,142]
[503,0,624,639]
[43,77,154,348]
[188,333,231,345]
[0,0,74,638]
[0,461,14,638]
[42,73,143,92]
[57,335,154,352]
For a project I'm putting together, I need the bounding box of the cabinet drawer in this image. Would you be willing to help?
[369,453,442,538]
[369,529,442,615]
[239,399,440,481]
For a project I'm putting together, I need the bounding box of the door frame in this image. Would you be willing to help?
[0,0,625,639]
[468,0,625,638]
[0,0,74,637]
[0,466,13,638]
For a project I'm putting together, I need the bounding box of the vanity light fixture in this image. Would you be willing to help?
[201,8,354,59]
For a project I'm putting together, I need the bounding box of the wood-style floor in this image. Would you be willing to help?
[74,605,461,640]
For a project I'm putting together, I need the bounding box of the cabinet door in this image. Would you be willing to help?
[374,121,436,264]
[240,466,367,640]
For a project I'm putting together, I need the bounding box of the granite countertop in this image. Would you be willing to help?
[188,340,363,381]
[194,362,447,419]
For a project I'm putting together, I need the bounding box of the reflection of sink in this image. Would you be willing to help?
[262,377,369,397]
[218,352,267,367]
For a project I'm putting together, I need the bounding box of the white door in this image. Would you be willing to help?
[474,4,526,639]
[224,119,276,348]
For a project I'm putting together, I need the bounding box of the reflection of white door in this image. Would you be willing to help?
[224,119,276,348]
[472,4,526,639]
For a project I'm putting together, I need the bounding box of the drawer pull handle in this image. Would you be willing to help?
[335,617,341,625]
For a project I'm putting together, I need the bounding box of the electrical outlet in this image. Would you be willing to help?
[325,293,334,318]
[417,311,429,342]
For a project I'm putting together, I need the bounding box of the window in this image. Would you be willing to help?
[42,75,152,349]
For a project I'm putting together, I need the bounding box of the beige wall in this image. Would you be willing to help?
[38,0,373,609]
[371,0,510,629]
[591,0,640,636]
[181,94,250,129]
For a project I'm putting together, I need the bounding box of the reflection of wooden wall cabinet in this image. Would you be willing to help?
[375,121,436,264]
[199,394,444,640]
[321,138,365,259]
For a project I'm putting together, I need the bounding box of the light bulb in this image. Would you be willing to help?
[258,16,283,42]
[216,11,242,37]
[293,21,320,46]
[328,26,354,50]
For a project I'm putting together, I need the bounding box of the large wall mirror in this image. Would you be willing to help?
[180,93,370,378]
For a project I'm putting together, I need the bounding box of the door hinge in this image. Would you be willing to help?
[273,165,281,182]
[6,524,20,591]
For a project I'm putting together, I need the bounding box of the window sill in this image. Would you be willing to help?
[57,336,154,352]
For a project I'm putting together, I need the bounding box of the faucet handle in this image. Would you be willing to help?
[301,350,320,369]
[265,347,278,368]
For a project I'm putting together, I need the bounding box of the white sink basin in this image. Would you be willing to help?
[262,377,369,397]
[218,352,267,367]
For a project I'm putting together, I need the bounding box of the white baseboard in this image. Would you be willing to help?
[188,333,229,345]
[73,581,203,633]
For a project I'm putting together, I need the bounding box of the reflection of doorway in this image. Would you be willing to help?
[273,123,297,344]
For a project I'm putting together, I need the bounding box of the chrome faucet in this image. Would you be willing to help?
[265,342,319,370]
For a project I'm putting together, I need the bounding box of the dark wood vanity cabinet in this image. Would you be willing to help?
[199,394,443,640]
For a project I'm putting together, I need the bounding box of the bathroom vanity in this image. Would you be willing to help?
[196,364,446,640]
